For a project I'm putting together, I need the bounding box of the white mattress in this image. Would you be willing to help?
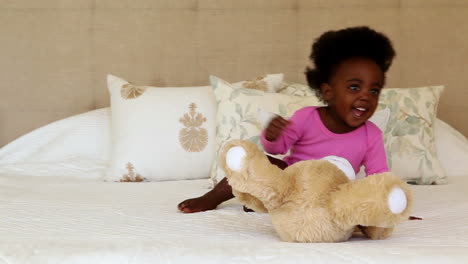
[1,174,467,264]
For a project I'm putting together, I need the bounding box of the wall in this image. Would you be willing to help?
[0,0,467,146]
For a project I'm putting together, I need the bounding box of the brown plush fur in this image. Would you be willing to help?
[220,139,413,243]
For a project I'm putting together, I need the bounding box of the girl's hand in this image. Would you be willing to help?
[265,116,290,141]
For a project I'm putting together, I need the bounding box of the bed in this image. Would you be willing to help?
[0,174,467,263]
[1,84,468,263]
[2,1,468,263]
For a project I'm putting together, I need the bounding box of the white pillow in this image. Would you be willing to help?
[0,108,111,178]
[435,119,468,179]
[105,74,217,182]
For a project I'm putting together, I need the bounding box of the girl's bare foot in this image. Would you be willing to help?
[178,157,285,213]
[177,177,234,213]
[178,193,221,213]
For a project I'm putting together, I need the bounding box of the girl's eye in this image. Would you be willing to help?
[349,85,360,91]
[370,89,381,95]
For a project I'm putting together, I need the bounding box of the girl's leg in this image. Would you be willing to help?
[266,155,288,170]
[177,155,287,213]
[178,177,234,213]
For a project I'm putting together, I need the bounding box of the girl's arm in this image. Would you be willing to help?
[260,109,306,155]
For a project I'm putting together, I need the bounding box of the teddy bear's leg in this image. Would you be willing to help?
[220,140,290,211]
[233,191,268,213]
[358,226,394,240]
[330,172,413,230]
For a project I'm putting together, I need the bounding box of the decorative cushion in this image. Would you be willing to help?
[277,83,315,97]
[105,74,217,182]
[435,118,468,179]
[278,83,446,184]
[378,86,446,184]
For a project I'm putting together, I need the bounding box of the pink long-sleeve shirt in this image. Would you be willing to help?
[260,107,388,175]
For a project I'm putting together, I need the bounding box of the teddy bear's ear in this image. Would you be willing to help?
[225,146,247,172]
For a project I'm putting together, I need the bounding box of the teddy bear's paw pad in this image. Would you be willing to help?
[388,187,407,214]
[226,146,247,172]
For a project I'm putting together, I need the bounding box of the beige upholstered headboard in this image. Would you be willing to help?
[1,0,467,146]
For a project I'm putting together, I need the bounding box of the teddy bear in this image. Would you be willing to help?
[219,139,413,243]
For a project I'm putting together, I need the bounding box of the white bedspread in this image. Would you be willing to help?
[0,174,467,264]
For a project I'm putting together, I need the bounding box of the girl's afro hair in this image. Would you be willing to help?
[305,26,396,99]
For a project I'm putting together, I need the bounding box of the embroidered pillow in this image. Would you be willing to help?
[105,74,217,182]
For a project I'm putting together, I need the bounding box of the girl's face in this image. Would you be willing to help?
[320,57,384,133]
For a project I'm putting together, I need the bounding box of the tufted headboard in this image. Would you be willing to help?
[1,0,467,146]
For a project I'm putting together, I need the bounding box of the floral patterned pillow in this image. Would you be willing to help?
[277,83,316,97]
[278,83,446,184]
[209,76,322,187]
[378,86,446,184]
